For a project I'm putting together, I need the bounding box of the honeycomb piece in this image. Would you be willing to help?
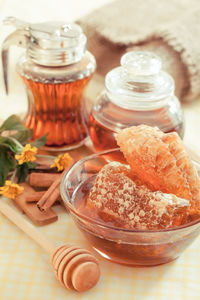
[116,125,200,213]
[87,162,190,230]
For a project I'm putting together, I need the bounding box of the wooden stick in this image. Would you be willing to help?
[0,200,55,254]
[0,199,100,292]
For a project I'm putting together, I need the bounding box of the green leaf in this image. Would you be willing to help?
[0,136,22,153]
[16,163,29,183]
[0,115,27,133]
[31,134,47,148]
[16,162,38,183]
[11,129,33,145]
[0,147,16,186]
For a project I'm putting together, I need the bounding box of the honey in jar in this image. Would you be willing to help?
[2,17,96,150]
[89,51,184,158]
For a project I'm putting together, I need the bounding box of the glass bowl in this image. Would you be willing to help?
[60,149,200,267]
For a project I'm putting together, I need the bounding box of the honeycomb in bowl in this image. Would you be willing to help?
[116,125,200,215]
[87,162,190,230]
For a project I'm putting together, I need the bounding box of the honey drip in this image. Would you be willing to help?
[22,76,91,147]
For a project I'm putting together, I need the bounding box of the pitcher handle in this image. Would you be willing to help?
[2,17,30,94]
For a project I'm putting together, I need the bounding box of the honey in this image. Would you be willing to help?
[89,108,184,160]
[23,76,91,147]
[87,161,190,230]
[70,124,200,266]
[2,18,96,150]
[73,176,197,266]
[89,51,185,158]
[117,125,200,214]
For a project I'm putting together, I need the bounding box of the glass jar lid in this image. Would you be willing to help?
[3,17,86,67]
[105,51,175,110]
[28,21,86,66]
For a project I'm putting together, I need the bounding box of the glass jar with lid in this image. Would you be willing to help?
[89,51,184,158]
[2,17,96,150]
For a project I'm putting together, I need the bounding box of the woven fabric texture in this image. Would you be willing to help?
[78,0,200,102]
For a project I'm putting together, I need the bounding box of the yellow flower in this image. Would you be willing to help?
[15,144,38,165]
[0,181,24,199]
[51,153,73,171]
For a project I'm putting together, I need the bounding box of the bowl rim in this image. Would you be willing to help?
[60,148,200,233]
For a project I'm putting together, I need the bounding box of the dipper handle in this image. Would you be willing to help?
[0,199,55,253]
[0,199,100,292]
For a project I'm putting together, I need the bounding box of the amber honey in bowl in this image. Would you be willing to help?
[61,148,200,267]
[70,175,200,266]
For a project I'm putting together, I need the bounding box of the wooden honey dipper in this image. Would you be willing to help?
[0,200,100,292]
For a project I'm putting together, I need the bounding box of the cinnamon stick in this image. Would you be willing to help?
[26,191,46,203]
[15,183,58,226]
[29,172,61,188]
[26,191,62,203]
[37,171,64,212]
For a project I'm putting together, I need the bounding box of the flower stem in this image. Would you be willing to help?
[10,169,17,183]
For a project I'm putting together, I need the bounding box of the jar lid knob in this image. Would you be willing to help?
[105,50,174,109]
[120,51,162,76]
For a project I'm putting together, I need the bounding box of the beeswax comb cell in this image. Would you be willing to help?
[116,125,200,213]
[87,162,190,230]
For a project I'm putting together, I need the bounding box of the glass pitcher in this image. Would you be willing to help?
[2,17,96,150]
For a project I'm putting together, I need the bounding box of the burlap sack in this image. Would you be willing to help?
[78,0,200,102]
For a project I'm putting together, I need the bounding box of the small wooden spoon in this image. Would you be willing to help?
[0,200,100,292]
